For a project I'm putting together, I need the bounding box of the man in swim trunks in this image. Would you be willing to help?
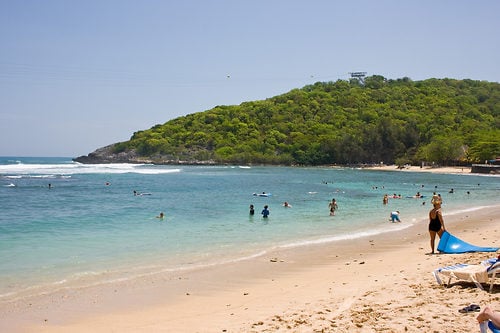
[428,202,446,254]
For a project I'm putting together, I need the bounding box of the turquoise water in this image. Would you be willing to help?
[1,157,499,301]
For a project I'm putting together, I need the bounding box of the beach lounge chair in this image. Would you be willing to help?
[433,258,500,292]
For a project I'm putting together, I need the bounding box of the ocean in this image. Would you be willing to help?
[1,157,499,302]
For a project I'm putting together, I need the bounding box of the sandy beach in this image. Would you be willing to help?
[363,164,473,175]
[0,203,497,332]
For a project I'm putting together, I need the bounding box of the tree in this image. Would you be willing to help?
[77,77,500,166]
[418,135,464,165]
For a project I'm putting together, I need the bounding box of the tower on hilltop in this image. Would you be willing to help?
[349,72,367,84]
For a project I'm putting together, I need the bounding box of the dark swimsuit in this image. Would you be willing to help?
[429,212,442,232]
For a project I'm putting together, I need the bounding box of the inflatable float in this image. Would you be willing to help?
[437,231,499,254]
[253,192,272,197]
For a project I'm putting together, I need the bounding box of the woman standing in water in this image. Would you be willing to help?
[329,198,338,216]
[428,201,446,254]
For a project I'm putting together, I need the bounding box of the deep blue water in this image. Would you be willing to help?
[1,157,499,301]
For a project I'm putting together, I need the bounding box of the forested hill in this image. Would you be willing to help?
[74,76,500,166]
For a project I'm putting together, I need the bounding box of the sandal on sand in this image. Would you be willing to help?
[459,304,480,313]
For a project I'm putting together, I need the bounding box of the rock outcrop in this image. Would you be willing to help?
[73,144,217,165]
[73,145,142,164]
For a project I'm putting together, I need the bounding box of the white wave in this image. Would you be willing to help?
[28,174,58,179]
[0,162,182,176]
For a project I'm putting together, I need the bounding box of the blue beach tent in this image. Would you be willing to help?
[437,231,499,254]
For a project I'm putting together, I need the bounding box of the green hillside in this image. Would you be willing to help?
[78,76,500,166]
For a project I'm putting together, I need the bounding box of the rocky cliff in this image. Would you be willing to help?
[73,144,216,165]
[73,145,141,164]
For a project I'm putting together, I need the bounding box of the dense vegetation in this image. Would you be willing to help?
[111,76,500,166]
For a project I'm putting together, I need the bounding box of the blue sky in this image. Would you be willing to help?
[1,0,499,157]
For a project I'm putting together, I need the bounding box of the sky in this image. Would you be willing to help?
[1,0,499,157]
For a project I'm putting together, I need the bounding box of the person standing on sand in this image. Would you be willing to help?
[329,198,338,216]
[428,201,446,254]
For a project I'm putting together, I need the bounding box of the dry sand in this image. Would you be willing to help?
[362,164,472,175]
[1,172,498,332]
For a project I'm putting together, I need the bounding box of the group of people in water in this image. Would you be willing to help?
[152,180,449,257]
[249,186,444,237]
[383,190,447,254]
[248,197,339,219]
[249,204,270,218]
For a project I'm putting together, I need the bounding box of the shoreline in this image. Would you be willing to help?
[362,164,473,175]
[2,205,499,332]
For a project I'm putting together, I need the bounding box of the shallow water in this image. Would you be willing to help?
[1,157,499,301]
